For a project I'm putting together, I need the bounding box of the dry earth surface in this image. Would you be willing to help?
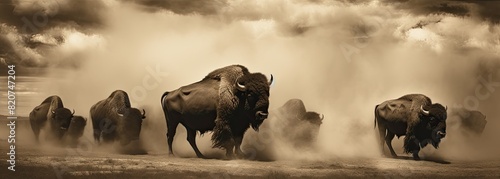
[1,116,500,178]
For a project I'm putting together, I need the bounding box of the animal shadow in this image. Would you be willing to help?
[394,155,451,164]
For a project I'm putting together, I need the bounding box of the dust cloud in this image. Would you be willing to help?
[3,0,500,161]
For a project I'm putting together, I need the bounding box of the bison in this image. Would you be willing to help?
[29,95,74,142]
[451,108,487,137]
[274,99,324,149]
[90,90,146,145]
[375,94,447,160]
[161,65,272,158]
[63,116,87,147]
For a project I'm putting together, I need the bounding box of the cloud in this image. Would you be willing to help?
[379,0,500,23]
[121,0,228,15]
[0,0,107,66]
[0,0,107,33]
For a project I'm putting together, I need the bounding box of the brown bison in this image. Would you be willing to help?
[63,116,87,147]
[375,94,447,160]
[90,90,146,145]
[29,95,74,142]
[161,65,272,158]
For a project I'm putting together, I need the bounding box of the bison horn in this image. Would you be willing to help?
[72,109,75,115]
[236,82,246,91]
[142,109,146,117]
[320,114,324,120]
[421,105,430,115]
[445,105,448,111]
[269,74,274,86]
[52,110,55,114]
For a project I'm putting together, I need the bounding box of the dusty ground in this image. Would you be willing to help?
[1,141,500,179]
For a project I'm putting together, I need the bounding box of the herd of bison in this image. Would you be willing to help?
[27,65,487,161]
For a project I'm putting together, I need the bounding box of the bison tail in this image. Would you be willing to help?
[374,105,379,129]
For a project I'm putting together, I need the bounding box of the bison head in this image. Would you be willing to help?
[117,108,146,145]
[51,108,74,136]
[301,112,324,126]
[420,103,447,148]
[236,73,273,131]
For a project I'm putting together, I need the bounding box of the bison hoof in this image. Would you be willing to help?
[236,153,247,159]
[412,154,421,160]
[197,154,207,159]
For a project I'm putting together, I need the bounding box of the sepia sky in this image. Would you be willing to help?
[0,0,499,67]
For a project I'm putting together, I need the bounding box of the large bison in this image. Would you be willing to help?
[161,65,272,158]
[375,94,447,160]
[63,116,87,147]
[90,90,146,145]
[29,95,74,142]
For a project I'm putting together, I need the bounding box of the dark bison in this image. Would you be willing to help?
[63,116,87,147]
[274,99,323,149]
[90,90,146,145]
[161,65,272,158]
[375,94,447,160]
[29,95,74,142]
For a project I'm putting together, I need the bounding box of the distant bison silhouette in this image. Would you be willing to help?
[273,99,324,149]
[450,108,487,137]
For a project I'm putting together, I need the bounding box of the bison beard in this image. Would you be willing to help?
[210,65,248,149]
[211,69,271,151]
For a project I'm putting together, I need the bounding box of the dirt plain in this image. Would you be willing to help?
[2,116,500,178]
[2,142,500,179]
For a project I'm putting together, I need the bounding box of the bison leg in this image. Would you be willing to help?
[234,135,245,158]
[30,122,40,143]
[224,143,235,159]
[186,128,206,158]
[385,131,397,158]
[166,121,179,156]
[376,122,387,156]
[93,128,101,144]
